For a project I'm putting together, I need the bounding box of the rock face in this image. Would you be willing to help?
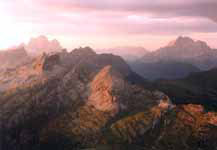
[0,47,216,150]
[25,35,62,56]
[87,66,123,114]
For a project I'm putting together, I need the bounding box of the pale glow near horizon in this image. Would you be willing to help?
[0,0,216,50]
[0,10,33,49]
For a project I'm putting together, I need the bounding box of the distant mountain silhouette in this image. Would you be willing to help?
[141,36,212,63]
[132,36,217,80]
[96,46,148,62]
[131,61,200,80]
[25,35,62,56]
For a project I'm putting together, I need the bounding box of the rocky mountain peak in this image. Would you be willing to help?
[176,36,194,44]
[167,36,191,47]
[25,35,62,56]
[140,36,213,66]
[71,46,97,56]
[167,36,211,50]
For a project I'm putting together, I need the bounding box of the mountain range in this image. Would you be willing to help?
[141,36,213,64]
[0,45,217,150]
[131,36,217,80]
[0,36,217,150]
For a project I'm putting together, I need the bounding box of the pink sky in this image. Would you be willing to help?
[0,0,217,50]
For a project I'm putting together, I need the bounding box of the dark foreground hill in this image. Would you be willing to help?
[153,68,217,109]
[0,47,216,150]
[130,61,200,80]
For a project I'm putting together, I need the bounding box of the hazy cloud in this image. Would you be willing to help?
[0,0,216,49]
[34,0,217,22]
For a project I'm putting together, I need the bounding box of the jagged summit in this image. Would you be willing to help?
[25,35,62,56]
[167,36,194,47]
[175,36,194,43]
[71,46,97,56]
[140,36,213,65]
[131,36,217,80]
[167,36,211,50]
